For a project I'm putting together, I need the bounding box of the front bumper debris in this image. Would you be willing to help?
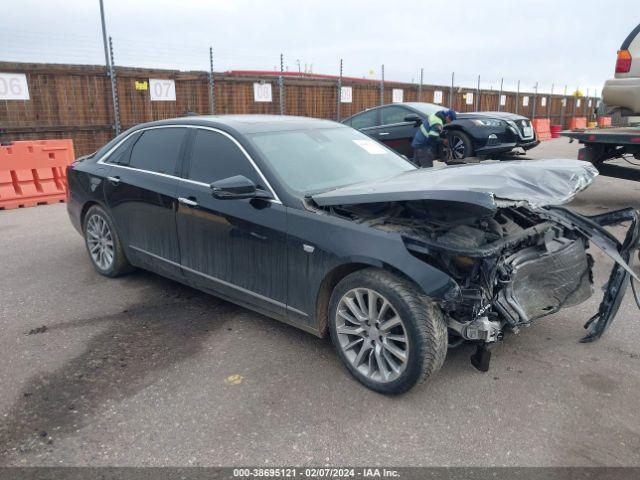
[538,207,640,342]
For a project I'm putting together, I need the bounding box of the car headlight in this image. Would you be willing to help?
[471,119,504,127]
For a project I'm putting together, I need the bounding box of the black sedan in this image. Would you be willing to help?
[342,102,540,162]
[67,115,639,394]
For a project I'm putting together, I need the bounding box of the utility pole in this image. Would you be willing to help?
[99,0,110,69]
[475,75,480,110]
[497,77,503,111]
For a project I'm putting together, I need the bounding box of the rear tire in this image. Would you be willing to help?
[446,130,474,164]
[328,268,448,394]
[83,205,133,277]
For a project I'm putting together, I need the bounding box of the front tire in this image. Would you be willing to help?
[328,268,448,394]
[83,205,132,277]
[446,130,474,163]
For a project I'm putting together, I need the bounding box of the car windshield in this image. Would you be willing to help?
[405,102,442,116]
[248,127,415,194]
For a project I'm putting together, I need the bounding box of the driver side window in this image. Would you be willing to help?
[187,130,261,186]
[381,106,412,126]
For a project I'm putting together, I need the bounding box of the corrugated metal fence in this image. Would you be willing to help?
[0,61,600,156]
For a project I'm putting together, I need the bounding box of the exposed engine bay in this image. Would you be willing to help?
[316,199,639,371]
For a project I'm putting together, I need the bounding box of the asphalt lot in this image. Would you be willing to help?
[1,137,640,467]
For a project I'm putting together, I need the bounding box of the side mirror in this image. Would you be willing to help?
[210,175,272,200]
[404,113,421,124]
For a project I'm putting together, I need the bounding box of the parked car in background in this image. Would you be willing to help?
[602,22,640,114]
[67,115,638,394]
[342,102,539,163]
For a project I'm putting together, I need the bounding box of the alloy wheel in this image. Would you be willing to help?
[450,135,466,159]
[335,288,409,383]
[86,214,115,271]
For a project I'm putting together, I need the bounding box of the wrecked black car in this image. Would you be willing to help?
[67,115,640,394]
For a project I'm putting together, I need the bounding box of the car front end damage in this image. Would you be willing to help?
[312,160,640,371]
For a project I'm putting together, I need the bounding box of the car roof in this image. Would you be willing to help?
[135,114,343,134]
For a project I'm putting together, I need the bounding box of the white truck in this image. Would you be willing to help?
[562,23,640,164]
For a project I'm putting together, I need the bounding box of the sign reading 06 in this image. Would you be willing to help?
[0,73,30,100]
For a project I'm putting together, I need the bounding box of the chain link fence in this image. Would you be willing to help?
[0,43,603,156]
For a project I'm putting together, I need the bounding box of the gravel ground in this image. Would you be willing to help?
[0,137,639,466]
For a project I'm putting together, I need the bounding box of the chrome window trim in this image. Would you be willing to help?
[96,124,282,204]
[129,245,307,317]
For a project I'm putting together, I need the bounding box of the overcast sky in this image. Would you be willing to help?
[2,0,638,94]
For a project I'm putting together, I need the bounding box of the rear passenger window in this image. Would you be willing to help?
[104,134,138,165]
[187,130,261,185]
[128,128,187,175]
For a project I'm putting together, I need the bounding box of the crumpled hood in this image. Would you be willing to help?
[311,159,598,210]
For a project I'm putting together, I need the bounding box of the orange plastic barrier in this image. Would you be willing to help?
[531,118,551,141]
[597,116,612,127]
[0,139,75,210]
[568,117,587,130]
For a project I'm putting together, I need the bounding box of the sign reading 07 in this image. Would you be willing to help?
[0,73,30,100]
[149,79,176,101]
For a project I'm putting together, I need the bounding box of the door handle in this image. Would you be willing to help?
[107,176,120,185]
[178,197,198,207]
[378,132,390,136]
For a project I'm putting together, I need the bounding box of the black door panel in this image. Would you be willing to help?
[104,167,182,277]
[102,127,188,277]
[176,181,288,316]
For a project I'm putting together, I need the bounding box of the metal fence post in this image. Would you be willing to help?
[449,72,454,109]
[548,83,553,118]
[532,82,538,119]
[584,88,589,117]
[475,75,480,110]
[515,80,520,115]
[208,47,215,114]
[336,59,343,121]
[108,36,121,135]
[560,85,567,127]
[380,64,384,106]
[572,86,578,118]
[418,68,423,102]
[279,53,285,115]
[497,78,503,111]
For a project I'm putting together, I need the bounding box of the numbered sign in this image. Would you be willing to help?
[541,97,547,107]
[0,73,29,100]
[253,83,273,102]
[465,92,474,105]
[562,98,567,107]
[522,96,529,107]
[588,99,592,107]
[340,86,352,103]
[576,99,581,107]
[392,89,403,103]
[500,94,506,106]
[433,90,443,104]
[150,79,176,101]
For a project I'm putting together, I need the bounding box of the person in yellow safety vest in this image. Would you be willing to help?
[411,109,457,167]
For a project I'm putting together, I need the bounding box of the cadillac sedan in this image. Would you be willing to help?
[67,115,639,394]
